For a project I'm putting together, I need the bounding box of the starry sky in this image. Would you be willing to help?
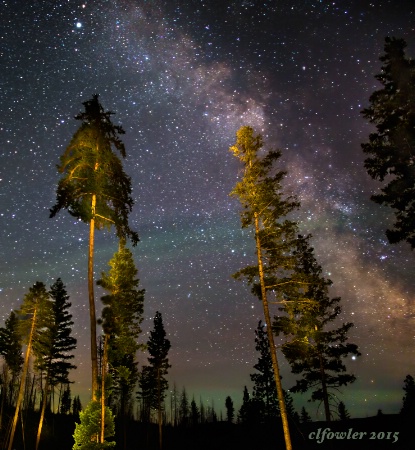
[1,0,414,419]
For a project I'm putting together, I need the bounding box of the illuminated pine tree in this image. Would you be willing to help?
[230,125,299,450]
[273,235,360,421]
[50,94,138,399]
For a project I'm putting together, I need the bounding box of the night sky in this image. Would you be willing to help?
[1,1,414,419]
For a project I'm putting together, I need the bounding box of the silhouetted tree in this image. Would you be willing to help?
[401,374,415,418]
[60,384,72,414]
[179,387,190,426]
[73,395,82,417]
[225,396,234,423]
[190,397,200,426]
[273,235,360,421]
[50,94,138,399]
[230,125,299,450]
[139,312,171,449]
[251,321,279,420]
[337,401,350,420]
[0,311,23,428]
[300,406,312,423]
[361,37,415,248]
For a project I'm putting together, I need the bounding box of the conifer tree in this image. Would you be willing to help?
[273,235,360,421]
[0,311,23,427]
[179,387,189,426]
[361,37,415,248]
[230,125,300,450]
[60,384,72,414]
[139,311,171,449]
[34,278,77,450]
[97,239,144,447]
[400,374,415,418]
[300,406,312,423]
[7,282,53,450]
[190,397,200,426]
[337,401,350,421]
[250,321,279,420]
[225,396,234,423]
[50,94,138,399]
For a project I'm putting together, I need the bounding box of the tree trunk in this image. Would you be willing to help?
[35,373,50,450]
[100,334,108,444]
[0,365,8,430]
[7,307,37,450]
[157,367,163,450]
[89,193,98,401]
[319,351,331,421]
[254,213,292,450]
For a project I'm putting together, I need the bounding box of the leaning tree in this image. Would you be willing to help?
[230,125,300,450]
[50,94,138,399]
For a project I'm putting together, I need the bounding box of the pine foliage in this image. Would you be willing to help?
[361,37,415,248]
[50,94,138,244]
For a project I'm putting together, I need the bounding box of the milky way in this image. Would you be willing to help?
[0,1,414,418]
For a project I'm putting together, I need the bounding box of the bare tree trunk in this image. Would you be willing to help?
[89,193,98,401]
[100,334,108,444]
[0,365,8,430]
[319,351,331,421]
[254,213,292,450]
[35,373,50,450]
[7,307,37,450]
[157,368,162,450]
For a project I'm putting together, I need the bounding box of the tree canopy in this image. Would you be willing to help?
[361,37,415,248]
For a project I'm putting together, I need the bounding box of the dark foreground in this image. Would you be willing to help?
[1,412,412,450]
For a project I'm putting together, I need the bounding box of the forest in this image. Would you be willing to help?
[1,37,414,450]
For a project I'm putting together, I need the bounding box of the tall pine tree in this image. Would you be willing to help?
[139,311,171,449]
[230,125,300,450]
[50,94,138,399]
[273,235,360,421]
[361,37,415,248]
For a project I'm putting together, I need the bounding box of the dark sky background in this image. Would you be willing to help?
[1,0,414,419]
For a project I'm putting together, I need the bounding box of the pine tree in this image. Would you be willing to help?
[273,235,360,422]
[401,374,415,418]
[179,387,189,426]
[190,397,200,426]
[250,321,279,420]
[73,395,83,417]
[34,278,77,450]
[0,311,24,427]
[139,311,171,449]
[60,384,72,414]
[337,401,350,421]
[225,396,234,423]
[230,125,300,450]
[7,282,53,450]
[300,406,312,423]
[97,239,145,447]
[50,94,139,399]
[361,37,415,248]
